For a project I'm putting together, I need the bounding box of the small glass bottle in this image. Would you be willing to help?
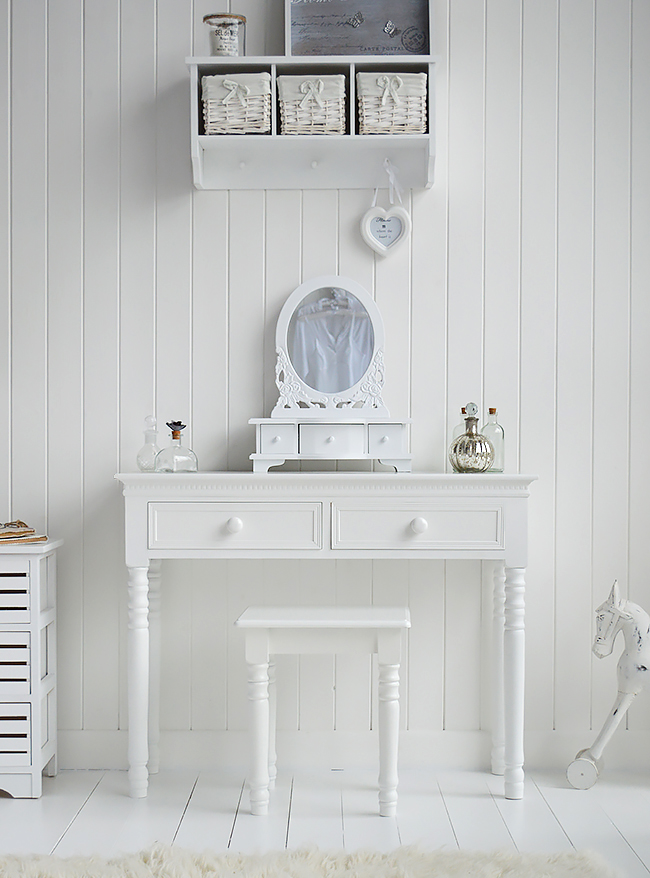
[482,408,504,472]
[136,415,161,473]
[452,406,467,440]
[448,402,494,473]
[154,421,198,473]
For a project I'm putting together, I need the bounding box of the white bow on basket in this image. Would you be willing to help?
[299,79,325,109]
[222,79,250,107]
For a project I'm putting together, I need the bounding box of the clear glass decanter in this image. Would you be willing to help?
[154,421,198,473]
[452,406,467,440]
[481,408,504,472]
[448,403,494,473]
[136,415,161,472]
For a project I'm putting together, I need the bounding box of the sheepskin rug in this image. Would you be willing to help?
[0,844,620,878]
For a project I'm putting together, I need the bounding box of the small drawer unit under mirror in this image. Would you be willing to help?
[0,540,60,797]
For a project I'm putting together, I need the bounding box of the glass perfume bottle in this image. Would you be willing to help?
[136,415,161,472]
[452,406,467,440]
[482,408,504,472]
[154,421,198,473]
[448,402,494,473]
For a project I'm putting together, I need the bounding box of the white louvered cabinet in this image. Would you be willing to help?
[0,540,61,797]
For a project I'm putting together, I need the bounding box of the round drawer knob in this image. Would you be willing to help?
[326,435,335,443]
[380,435,390,443]
[226,517,244,534]
[272,435,281,444]
[410,517,429,535]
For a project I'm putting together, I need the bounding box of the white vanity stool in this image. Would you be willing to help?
[235,606,411,817]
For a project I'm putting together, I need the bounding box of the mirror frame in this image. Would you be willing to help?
[271,275,390,419]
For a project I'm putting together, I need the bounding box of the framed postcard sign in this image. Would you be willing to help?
[288,0,430,57]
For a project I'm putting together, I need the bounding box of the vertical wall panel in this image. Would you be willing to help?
[553,0,595,733]
[446,0,486,436]
[10,1,48,531]
[0,2,9,519]
[483,0,521,471]
[519,0,559,733]
[590,0,632,728]
[228,190,265,471]
[82,0,122,730]
[47,0,85,731]
[119,0,156,473]
[627,0,650,731]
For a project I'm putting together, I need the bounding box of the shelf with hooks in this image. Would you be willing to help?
[186,55,436,190]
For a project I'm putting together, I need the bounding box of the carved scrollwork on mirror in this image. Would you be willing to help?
[249,275,411,472]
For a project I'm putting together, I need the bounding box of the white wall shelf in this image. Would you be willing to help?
[186,55,436,190]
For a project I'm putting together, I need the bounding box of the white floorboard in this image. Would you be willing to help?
[0,767,649,877]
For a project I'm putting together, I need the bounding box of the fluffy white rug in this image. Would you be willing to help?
[0,845,620,878]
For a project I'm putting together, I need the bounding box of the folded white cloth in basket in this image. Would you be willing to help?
[202,72,271,103]
[357,72,427,100]
[277,74,345,104]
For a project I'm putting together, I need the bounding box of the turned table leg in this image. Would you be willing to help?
[147,560,162,775]
[491,562,506,776]
[127,565,150,798]
[378,660,400,817]
[504,566,526,799]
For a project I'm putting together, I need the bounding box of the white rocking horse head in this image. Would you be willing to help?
[593,580,633,659]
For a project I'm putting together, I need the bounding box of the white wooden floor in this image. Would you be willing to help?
[0,768,648,876]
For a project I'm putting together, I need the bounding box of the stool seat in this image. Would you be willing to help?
[235,605,410,818]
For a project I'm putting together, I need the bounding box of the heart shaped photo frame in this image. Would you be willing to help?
[360,205,411,257]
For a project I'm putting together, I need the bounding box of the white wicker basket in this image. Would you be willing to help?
[202,72,271,135]
[277,74,346,135]
[357,72,427,135]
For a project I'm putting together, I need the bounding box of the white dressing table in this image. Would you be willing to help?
[116,471,535,801]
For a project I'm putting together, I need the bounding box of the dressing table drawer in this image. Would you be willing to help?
[368,424,407,456]
[149,502,322,550]
[299,424,365,456]
[332,503,504,551]
[259,424,298,455]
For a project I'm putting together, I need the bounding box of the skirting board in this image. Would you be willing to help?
[58,729,650,772]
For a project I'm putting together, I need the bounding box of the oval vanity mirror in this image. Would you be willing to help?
[287,286,374,394]
[272,275,388,418]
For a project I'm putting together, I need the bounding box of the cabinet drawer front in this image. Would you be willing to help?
[0,632,31,695]
[149,502,322,550]
[332,503,504,550]
[368,424,406,456]
[260,424,298,455]
[299,424,365,456]
[0,703,31,766]
[0,574,30,624]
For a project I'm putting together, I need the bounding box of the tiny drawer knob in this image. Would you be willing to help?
[272,435,281,444]
[380,435,390,443]
[226,517,244,534]
[326,435,335,443]
[410,517,428,535]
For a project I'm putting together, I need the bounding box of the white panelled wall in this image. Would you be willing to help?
[1,0,649,771]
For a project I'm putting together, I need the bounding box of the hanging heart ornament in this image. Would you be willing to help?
[360,205,411,257]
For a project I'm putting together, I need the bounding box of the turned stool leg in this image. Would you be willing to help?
[378,660,400,817]
[247,660,270,815]
[268,659,277,790]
